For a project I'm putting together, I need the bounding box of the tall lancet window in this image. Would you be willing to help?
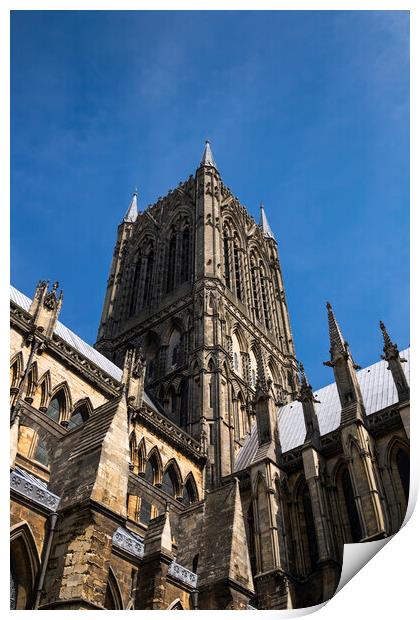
[233,235,243,301]
[250,253,260,321]
[166,233,177,292]
[142,247,154,308]
[129,253,142,317]
[223,225,232,290]
[180,227,190,283]
[259,261,271,329]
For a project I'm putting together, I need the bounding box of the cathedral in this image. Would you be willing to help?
[10,142,410,610]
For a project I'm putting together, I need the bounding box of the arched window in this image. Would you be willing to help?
[129,254,142,316]
[223,225,232,290]
[144,449,162,485]
[396,448,410,504]
[45,391,65,423]
[167,386,177,419]
[182,475,198,505]
[233,235,243,301]
[142,247,154,308]
[10,525,39,610]
[179,379,189,430]
[167,329,182,371]
[231,332,242,376]
[180,227,190,283]
[32,437,49,467]
[259,261,271,329]
[250,253,261,320]
[104,570,123,610]
[341,467,363,543]
[249,349,258,388]
[166,233,177,292]
[68,405,89,430]
[162,470,176,497]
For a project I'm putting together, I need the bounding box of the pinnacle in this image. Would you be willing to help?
[200,140,217,168]
[123,190,138,223]
[260,204,275,239]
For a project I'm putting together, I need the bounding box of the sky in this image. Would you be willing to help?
[10,10,409,389]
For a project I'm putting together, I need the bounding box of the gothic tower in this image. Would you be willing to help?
[95,142,298,486]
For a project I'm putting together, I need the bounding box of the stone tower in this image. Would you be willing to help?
[95,142,298,486]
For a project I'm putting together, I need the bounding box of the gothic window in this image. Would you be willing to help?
[250,254,261,321]
[233,235,243,301]
[144,450,162,486]
[246,503,257,575]
[166,233,177,293]
[179,379,188,429]
[182,475,198,505]
[167,329,182,371]
[180,227,190,283]
[142,247,154,308]
[396,448,410,504]
[340,467,363,543]
[10,526,39,610]
[192,554,199,574]
[104,570,123,610]
[32,437,49,467]
[231,333,242,377]
[168,386,177,419]
[249,349,258,388]
[162,465,180,498]
[129,254,142,316]
[45,391,65,423]
[68,405,89,430]
[259,262,271,329]
[223,225,232,290]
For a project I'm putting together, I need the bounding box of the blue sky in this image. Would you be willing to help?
[11,10,409,389]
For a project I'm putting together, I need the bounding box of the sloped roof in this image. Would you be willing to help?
[10,285,161,414]
[235,348,410,471]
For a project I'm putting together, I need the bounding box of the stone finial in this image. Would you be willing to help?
[379,321,409,402]
[260,203,276,240]
[200,140,217,168]
[123,189,138,223]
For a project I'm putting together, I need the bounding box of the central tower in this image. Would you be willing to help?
[95,142,298,485]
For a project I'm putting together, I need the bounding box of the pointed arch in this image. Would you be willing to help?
[10,352,23,389]
[138,437,147,475]
[129,430,138,470]
[24,362,38,403]
[145,446,163,485]
[162,458,183,499]
[45,382,72,423]
[68,398,92,430]
[10,522,40,609]
[104,566,123,610]
[35,370,52,410]
[333,461,363,544]
[386,436,410,523]
[168,598,184,610]
[182,472,199,505]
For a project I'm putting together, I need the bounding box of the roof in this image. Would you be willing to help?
[124,191,138,223]
[235,348,410,471]
[10,285,161,414]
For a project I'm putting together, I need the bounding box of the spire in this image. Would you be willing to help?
[123,189,138,223]
[323,302,365,424]
[200,140,217,168]
[260,203,275,240]
[325,301,355,363]
[379,321,409,402]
